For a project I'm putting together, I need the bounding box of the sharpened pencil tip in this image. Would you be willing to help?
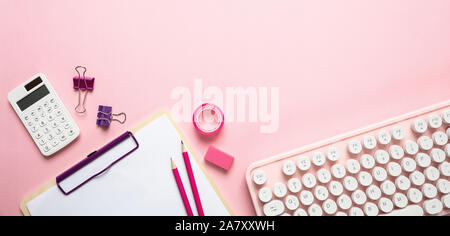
[171,158,177,169]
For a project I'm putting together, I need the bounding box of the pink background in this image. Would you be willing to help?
[1,0,450,216]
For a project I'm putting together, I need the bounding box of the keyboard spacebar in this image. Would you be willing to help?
[381,205,424,216]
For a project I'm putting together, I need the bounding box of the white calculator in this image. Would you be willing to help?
[8,73,80,156]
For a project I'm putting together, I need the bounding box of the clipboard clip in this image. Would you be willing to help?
[56,131,139,195]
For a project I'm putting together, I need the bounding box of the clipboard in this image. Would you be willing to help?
[20,110,234,216]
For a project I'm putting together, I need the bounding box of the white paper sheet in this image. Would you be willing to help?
[26,115,230,216]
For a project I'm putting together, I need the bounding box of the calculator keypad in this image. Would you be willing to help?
[22,96,77,155]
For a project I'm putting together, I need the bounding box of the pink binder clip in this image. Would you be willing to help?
[73,66,95,113]
[97,105,127,127]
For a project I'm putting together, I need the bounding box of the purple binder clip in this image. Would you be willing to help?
[97,105,127,127]
[74,66,95,114]
[56,131,139,195]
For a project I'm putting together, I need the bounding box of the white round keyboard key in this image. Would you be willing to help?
[412,119,428,134]
[423,199,443,215]
[358,171,373,187]
[317,168,331,184]
[363,202,379,216]
[360,154,375,170]
[442,194,450,209]
[346,159,361,174]
[363,135,377,150]
[322,199,338,215]
[437,179,450,194]
[348,140,362,155]
[258,187,273,203]
[401,157,416,173]
[366,185,382,201]
[428,114,443,129]
[430,148,446,163]
[302,173,317,189]
[349,207,364,216]
[409,171,426,186]
[351,190,367,205]
[329,181,344,196]
[445,144,450,157]
[393,193,408,209]
[253,170,267,185]
[422,183,438,199]
[424,166,440,181]
[415,153,431,168]
[439,162,450,177]
[395,175,411,191]
[299,190,314,206]
[343,176,358,192]
[392,126,406,141]
[314,186,329,201]
[378,197,394,213]
[375,150,390,165]
[296,156,311,171]
[387,162,402,177]
[377,130,392,145]
[326,147,340,162]
[287,178,302,193]
[282,160,296,176]
[285,195,300,211]
[308,204,323,216]
[331,164,346,179]
[407,188,423,204]
[263,200,285,216]
[335,212,347,216]
[417,136,433,151]
[432,131,448,146]
[273,183,288,198]
[381,180,397,196]
[293,208,308,216]
[337,194,352,210]
[442,110,450,124]
[389,145,404,160]
[312,151,326,167]
[404,140,419,156]
[372,167,388,182]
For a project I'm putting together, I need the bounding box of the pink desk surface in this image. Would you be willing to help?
[1,1,449,216]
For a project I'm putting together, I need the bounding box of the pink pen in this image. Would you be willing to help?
[171,158,194,216]
[182,141,205,216]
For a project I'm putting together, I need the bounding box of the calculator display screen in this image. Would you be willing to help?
[17,85,50,111]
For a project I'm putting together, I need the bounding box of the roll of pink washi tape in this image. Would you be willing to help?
[193,103,224,135]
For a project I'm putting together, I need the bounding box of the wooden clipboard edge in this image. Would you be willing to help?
[20,109,234,216]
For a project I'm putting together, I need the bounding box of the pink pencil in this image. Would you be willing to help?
[171,158,194,216]
[181,141,205,216]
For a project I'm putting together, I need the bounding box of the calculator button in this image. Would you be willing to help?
[51,121,59,128]
[43,127,51,134]
[53,103,59,109]
[68,129,75,136]
[55,127,63,135]
[39,120,47,127]
[37,106,43,113]
[43,102,49,107]
[46,107,53,113]
[58,116,67,123]
[47,114,55,121]
[30,111,36,117]
[33,117,39,123]
[24,115,30,121]
[43,145,51,152]
[26,121,34,127]
[55,109,63,117]
[64,123,71,129]
[49,98,56,103]
[46,133,55,141]
[30,126,39,133]
[51,140,59,147]
[59,134,67,141]
[38,139,46,146]
[34,132,43,139]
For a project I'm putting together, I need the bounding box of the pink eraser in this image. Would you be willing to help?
[204,146,234,170]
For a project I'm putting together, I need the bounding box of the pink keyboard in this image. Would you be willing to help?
[247,101,450,216]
